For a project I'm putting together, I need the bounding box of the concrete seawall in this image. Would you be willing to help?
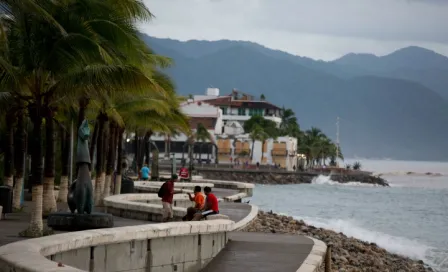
[0,178,327,272]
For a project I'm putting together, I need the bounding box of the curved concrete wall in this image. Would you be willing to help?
[104,193,192,221]
[134,179,254,202]
[0,178,321,272]
[0,221,234,272]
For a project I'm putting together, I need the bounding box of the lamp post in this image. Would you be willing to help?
[171,152,176,175]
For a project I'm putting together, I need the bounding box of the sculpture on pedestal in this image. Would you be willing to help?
[68,119,93,214]
[47,119,113,231]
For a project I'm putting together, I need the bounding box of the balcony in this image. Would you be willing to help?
[222,114,281,124]
[271,149,287,156]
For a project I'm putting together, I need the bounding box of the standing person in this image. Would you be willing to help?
[158,174,178,222]
[191,186,219,221]
[140,164,150,181]
[179,163,189,182]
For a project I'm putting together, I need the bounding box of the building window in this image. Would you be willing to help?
[220,107,227,115]
[238,108,246,116]
[249,108,263,116]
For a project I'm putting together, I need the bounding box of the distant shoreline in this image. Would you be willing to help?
[376,171,443,177]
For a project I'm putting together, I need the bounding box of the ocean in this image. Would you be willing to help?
[249,159,448,272]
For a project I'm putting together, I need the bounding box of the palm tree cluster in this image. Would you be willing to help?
[0,0,189,237]
[298,127,343,167]
[245,108,343,167]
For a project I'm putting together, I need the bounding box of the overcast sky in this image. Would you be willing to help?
[139,0,448,61]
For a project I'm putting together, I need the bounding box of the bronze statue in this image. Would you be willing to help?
[68,119,93,214]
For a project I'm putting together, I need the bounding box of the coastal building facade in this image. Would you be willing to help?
[149,88,297,170]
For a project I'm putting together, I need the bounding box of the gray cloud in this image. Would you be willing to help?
[140,0,448,60]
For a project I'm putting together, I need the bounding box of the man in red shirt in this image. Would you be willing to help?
[191,186,219,221]
[159,174,178,222]
[179,164,189,182]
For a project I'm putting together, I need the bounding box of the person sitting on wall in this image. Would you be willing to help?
[191,186,219,221]
[182,186,205,221]
[179,163,189,182]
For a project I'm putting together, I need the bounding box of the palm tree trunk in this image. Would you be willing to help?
[133,130,138,173]
[4,111,15,187]
[103,122,116,199]
[13,109,25,210]
[136,137,144,174]
[144,131,151,165]
[199,142,203,164]
[43,112,57,216]
[207,144,210,162]
[251,139,255,161]
[22,104,44,237]
[58,125,70,203]
[261,140,265,164]
[115,127,124,195]
[94,113,107,206]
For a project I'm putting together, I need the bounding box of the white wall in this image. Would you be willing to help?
[181,102,220,117]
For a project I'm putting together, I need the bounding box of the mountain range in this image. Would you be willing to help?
[141,34,448,161]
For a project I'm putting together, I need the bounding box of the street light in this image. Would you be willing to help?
[171,152,176,175]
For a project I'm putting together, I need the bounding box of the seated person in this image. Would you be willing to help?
[191,186,219,221]
[182,186,205,221]
[179,164,189,182]
[140,164,150,181]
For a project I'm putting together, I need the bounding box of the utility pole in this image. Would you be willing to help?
[336,117,340,164]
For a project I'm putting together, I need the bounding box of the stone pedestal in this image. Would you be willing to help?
[47,212,114,231]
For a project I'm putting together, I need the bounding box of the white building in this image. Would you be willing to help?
[200,88,283,128]
[149,88,297,170]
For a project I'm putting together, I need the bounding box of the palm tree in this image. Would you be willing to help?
[0,0,164,237]
[298,127,343,168]
[43,108,57,216]
[13,105,26,209]
[3,108,14,188]
[279,108,300,137]
[195,123,213,163]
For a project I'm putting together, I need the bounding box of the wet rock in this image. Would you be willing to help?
[243,211,432,272]
[199,170,389,186]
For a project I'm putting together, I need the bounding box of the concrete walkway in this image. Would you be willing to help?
[0,202,152,247]
[202,232,314,272]
[0,186,317,272]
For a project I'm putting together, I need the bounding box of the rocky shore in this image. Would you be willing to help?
[199,170,389,186]
[243,211,431,272]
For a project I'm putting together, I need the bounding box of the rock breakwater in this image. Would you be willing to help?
[243,211,431,272]
[198,170,389,186]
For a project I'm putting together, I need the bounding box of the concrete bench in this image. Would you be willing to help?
[206,214,230,220]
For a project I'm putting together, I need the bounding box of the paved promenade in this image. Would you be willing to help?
[203,232,314,272]
[0,183,319,272]
[0,202,152,246]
